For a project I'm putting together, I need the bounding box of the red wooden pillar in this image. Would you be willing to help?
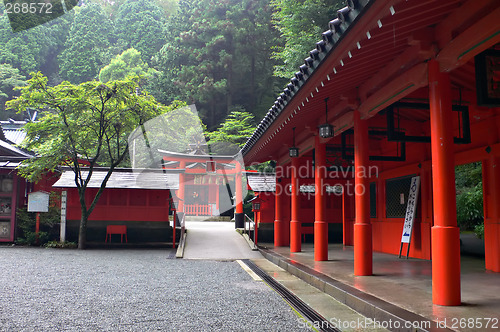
[10,174,19,242]
[315,136,328,261]
[274,174,284,246]
[342,189,351,245]
[354,109,372,276]
[290,157,301,252]
[483,156,500,272]
[235,162,244,228]
[429,59,461,306]
[255,210,259,245]
[216,182,220,212]
[178,161,186,213]
[35,212,41,244]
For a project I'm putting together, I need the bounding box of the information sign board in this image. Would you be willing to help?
[27,191,50,213]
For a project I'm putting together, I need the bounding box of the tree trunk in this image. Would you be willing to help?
[210,99,216,128]
[226,56,233,114]
[78,211,88,249]
[250,54,256,110]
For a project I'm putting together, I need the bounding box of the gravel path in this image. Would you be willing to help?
[0,247,309,331]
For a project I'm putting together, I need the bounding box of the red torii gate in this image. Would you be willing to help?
[159,150,245,228]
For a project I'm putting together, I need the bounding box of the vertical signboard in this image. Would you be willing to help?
[60,191,67,242]
[399,176,420,258]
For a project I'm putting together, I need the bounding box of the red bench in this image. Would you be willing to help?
[105,225,127,243]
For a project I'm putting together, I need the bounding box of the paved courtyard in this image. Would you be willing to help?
[0,247,308,331]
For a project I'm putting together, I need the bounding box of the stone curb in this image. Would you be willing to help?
[175,231,187,258]
[259,248,452,332]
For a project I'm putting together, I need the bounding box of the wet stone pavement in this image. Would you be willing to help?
[0,247,309,331]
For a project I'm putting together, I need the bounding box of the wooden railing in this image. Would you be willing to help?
[184,204,213,216]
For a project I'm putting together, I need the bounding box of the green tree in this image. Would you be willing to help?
[455,162,484,233]
[129,103,210,169]
[0,63,26,119]
[154,0,283,128]
[207,108,256,154]
[99,48,158,83]
[115,0,167,64]
[155,0,179,18]
[271,0,343,78]
[59,3,116,83]
[0,6,74,81]
[7,72,174,249]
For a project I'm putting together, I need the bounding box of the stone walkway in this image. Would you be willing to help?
[183,221,263,260]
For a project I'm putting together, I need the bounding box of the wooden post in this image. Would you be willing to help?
[178,161,186,213]
[235,162,244,228]
[354,109,372,276]
[274,174,283,246]
[483,156,500,272]
[60,191,67,243]
[173,208,177,249]
[35,212,40,245]
[290,157,301,252]
[314,136,328,261]
[429,59,461,305]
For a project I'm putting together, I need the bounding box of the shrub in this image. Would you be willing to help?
[16,193,61,246]
[44,241,77,249]
[456,182,483,231]
[474,224,484,240]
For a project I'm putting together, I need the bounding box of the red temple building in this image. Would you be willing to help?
[52,168,180,243]
[241,0,500,306]
[0,120,32,243]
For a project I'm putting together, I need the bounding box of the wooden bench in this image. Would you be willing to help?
[105,225,127,243]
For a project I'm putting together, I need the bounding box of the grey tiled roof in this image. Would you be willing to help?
[247,174,276,192]
[242,0,371,156]
[53,170,180,190]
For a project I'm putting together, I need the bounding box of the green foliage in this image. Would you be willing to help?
[0,63,26,117]
[207,108,256,154]
[8,72,165,181]
[7,72,176,248]
[16,198,61,246]
[455,163,484,231]
[270,0,343,78]
[474,224,484,240]
[44,241,78,248]
[115,0,166,64]
[129,102,210,169]
[154,0,283,127]
[2,0,288,130]
[99,48,158,83]
[456,182,483,231]
[0,8,73,81]
[247,160,276,173]
[58,3,116,83]
[455,162,482,193]
[155,0,179,18]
